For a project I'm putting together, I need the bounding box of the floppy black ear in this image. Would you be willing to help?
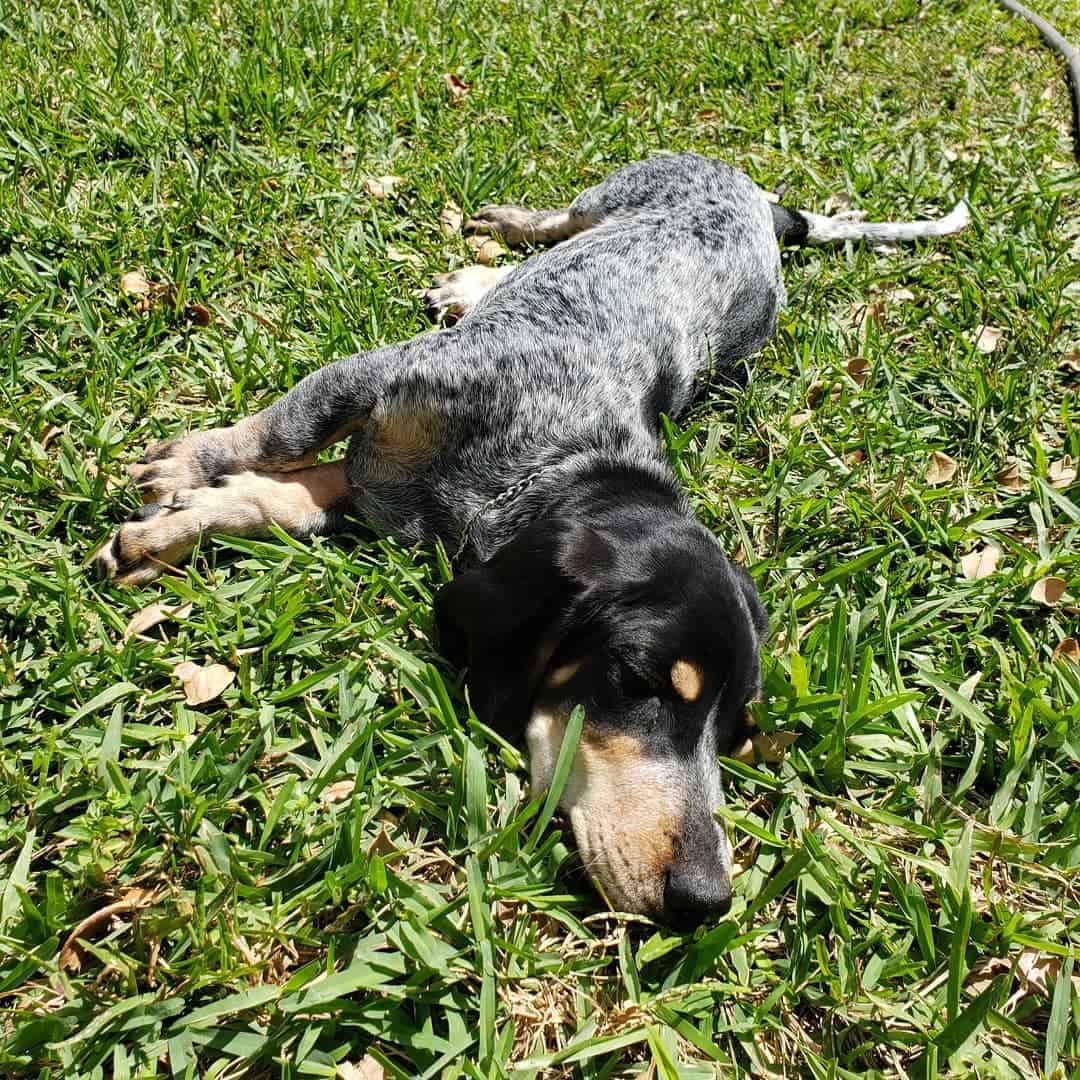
[434,517,610,738]
[730,562,767,642]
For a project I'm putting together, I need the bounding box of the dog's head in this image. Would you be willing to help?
[435,483,766,926]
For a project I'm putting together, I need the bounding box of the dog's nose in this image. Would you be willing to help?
[663,864,731,928]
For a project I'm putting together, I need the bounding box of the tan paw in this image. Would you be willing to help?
[93,498,202,585]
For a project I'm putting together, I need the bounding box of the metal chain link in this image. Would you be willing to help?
[452,467,550,562]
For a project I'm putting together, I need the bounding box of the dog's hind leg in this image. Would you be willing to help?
[95,461,351,584]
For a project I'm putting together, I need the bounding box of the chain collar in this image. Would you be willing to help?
[452,467,550,562]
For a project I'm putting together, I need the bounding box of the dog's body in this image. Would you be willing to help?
[96,153,968,923]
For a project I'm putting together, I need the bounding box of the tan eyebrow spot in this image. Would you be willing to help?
[670,659,704,702]
[545,658,583,688]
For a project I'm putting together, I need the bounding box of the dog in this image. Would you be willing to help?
[95,153,969,926]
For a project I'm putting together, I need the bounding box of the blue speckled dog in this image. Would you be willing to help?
[97,153,968,924]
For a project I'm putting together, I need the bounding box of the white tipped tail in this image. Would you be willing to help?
[800,199,971,246]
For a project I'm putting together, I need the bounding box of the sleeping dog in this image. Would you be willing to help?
[96,154,969,926]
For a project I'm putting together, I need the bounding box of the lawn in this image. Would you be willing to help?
[2,0,1079,1075]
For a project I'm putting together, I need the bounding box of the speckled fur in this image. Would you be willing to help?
[254,154,782,559]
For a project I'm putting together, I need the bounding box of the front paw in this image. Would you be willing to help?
[93,501,191,585]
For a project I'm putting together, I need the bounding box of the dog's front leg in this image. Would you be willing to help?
[96,462,351,584]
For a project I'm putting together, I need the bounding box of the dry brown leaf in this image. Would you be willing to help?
[367,822,397,857]
[123,602,193,641]
[386,244,422,268]
[846,357,871,387]
[823,192,853,215]
[322,779,356,805]
[1014,948,1080,998]
[1030,577,1067,606]
[120,270,154,297]
[960,545,1000,581]
[887,286,916,304]
[1053,637,1080,664]
[1048,456,1076,489]
[805,381,825,407]
[338,1058,384,1080]
[467,235,505,265]
[964,955,1010,996]
[363,175,404,200]
[751,731,799,762]
[38,424,63,450]
[439,201,463,236]
[59,887,157,973]
[995,462,1024,493]
[1059,347,1080,374]
[186,302,212,327]
[925,451,959,487]
[971,325,1003,354]
[789,410,812,430]
[444,73,469,102]
[173,661,235,706]
[850,299,886,343]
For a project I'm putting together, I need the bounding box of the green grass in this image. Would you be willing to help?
[2,0,1080,1075]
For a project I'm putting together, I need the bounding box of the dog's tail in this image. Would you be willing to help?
[770,199,971,247]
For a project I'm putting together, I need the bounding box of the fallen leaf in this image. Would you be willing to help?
[960,545,1000,581]
[363,175,405,200]
[1059,347,1080,374]
[173,661,235,705]
[971,325,1003,354]
[751,731,799,762]
[887,286,916,304]
[467,235,505,265]
[1053,638,1080,663]
[37,424,63,450]
[339,1054,386,1080]
[186,302,212,327]
[846,357,871,387]
[850,299,886,343]
[59,887,157,973]
[1015,948,1080,998]
[386,244,422,268]
[1048,456,1076,489]
[964,955,1010,996]
[120,270,153,298]
[995,462,1024,493]
[367,822,397,857]
[123,602,194,641]
[823,192,855,215]
[806,381,826,407]
[321,780,356,805]
[439,201,463,236]
[789,410,812,430]
[925,451,959,486]
[1030,577,1067,606]
[338,1058,384,1080]
[444,73,469,103]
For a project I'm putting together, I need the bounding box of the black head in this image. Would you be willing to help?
[435,476,766,925]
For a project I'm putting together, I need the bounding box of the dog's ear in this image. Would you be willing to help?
[434,517,611,738]
[730,562,767,642]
